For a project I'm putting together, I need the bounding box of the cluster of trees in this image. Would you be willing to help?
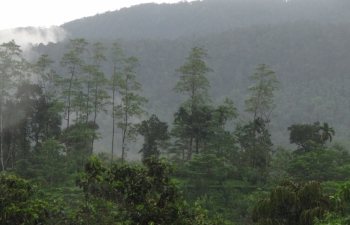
[2,1,350,224]
[3,151,350,225]
[0,39,149,175]
[0,157,228,224]
[33,19,350,151]
[1,38,350,224]
[0,37,282,175]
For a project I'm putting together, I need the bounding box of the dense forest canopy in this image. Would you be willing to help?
[1,0,350,224]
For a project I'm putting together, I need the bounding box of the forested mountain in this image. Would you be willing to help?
[2,0,350,224]
[62,0,350,39]
[33,20,350,148]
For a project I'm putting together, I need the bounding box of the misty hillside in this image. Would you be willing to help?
[3,2,350,223]
[32,19,350,150]
[61,0,350,39]
[13,0,346,154]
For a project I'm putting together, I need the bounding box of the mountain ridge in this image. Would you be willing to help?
[61,0,350,40]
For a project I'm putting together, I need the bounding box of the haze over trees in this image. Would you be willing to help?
[61,0,350,39]
[1,0,350,224]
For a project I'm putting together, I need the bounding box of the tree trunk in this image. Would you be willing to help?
[111,84,115,165]
[0,94,4,172]
[188,137,193,161]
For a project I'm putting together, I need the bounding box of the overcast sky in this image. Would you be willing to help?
[0,0,195,30]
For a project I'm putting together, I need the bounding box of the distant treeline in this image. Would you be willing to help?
[62,0,350,39]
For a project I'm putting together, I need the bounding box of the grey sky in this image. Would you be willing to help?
[0,0,195,30]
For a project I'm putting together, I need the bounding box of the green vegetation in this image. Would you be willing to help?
[2,0,350,224]
[253,180,330,225]
[2,36,350,223]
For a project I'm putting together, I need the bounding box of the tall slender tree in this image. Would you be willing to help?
[114,56,147,164]
[245,63,279,123]
[172,46,213,159]
[240,63,279,182]
[33,54,60,99]
[59,38,88,153]
[108,42,125,164]
[173,46,213,111]
[89,42,108,154]
[0,41,26,171]
[59,39,88,130]
[33,54,62,146]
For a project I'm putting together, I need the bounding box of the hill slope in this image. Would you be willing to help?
[32,20,350,149]
[61,0,350,39]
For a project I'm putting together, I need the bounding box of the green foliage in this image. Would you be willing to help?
[172,74,238,162]
[0,41,27,171]
[1,81,62,172]
[76,156,214,224]
[252,179,330,225]
[268,146,292,185]
[171,46,214,161]
[244,63,279,122]
[0,174,50,224]
[314,212,350,225]
[108,41,125,164]
[235,118,273,184]
[202,98,238,158]
[113,55,148,163]
[3,4,350,223]
[138,114,170,159]
[185,154,230,189]
[288,121,336,151]
[288,122,323,150]
[319,122,336,144]
[172,105,214,159]
[61,121,99,171]
[287,142,350,182]
[34,19,350,147]
[87,42,109,155]
[12,139,73,185]
[33,54,60,99]
[174,46,213,108]
[238,63,279,184]
[315,181,350,225]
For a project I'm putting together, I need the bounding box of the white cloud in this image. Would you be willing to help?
[0,26,67,52]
